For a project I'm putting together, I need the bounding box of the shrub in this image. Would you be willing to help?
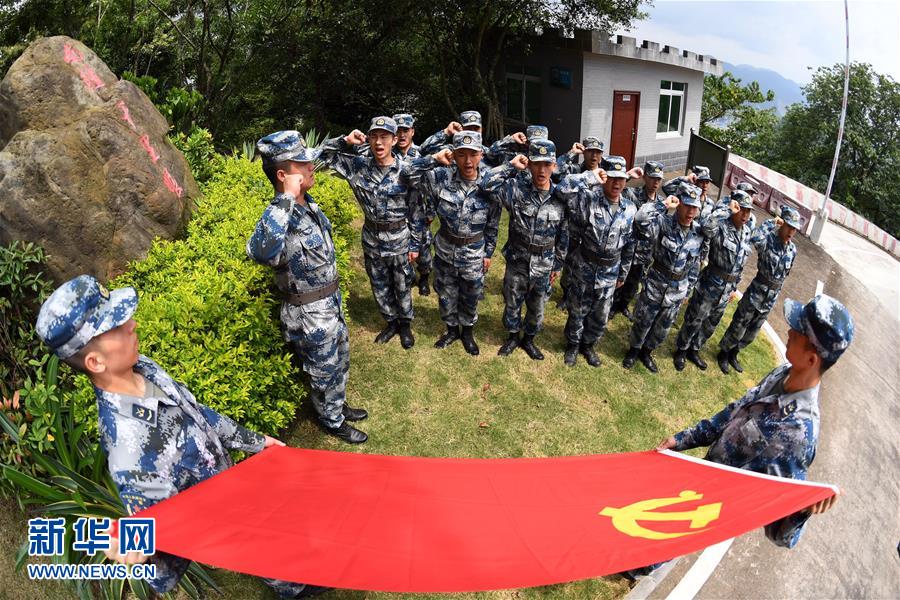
[169,127,220,184]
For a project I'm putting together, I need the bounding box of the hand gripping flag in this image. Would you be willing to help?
[133,447,835,592]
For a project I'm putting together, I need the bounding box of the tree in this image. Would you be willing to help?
[699,71,777,160]
[769,63,900,238]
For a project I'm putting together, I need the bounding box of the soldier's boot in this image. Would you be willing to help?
[498,332,520,356]
[375,320,398,344]
[398,319,415,349]
[521,334,545,361]
[341,404,368,422]
[579,343,601,367]
[673,349,686,372]
[639,348,659,373]
[622,347,640,369]
[435,325,461,349]
[461,326,480,356]
[716,349,731,374]
[564,343,579,367]
[728,349,744,373]
[621,306,634,321]
[326,422,368,444]
[686,349,708,370]
[418,271,431,296]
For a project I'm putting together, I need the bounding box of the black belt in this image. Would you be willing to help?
[284,279,340,305]
[707,264,740,283]
[650,263,688,281]
[754,273,783,289]
[579,244,619,268]
[510,230,554,254]
[438,226,484,246]
[364,218,407,233]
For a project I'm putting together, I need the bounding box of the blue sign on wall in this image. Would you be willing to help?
[550,67,572,89]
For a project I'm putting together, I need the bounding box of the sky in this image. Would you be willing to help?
[618,0,900,84]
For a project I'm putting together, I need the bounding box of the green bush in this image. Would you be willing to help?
[169,127,220,184]
[72,156,360,438]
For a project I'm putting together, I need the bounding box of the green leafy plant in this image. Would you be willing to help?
[169,126,220,183]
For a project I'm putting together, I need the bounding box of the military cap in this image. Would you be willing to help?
[256,130,321,163]
[783,294,854,363]
[460,110,482,128]
[528,139,556,163]
[526,125,549,141]
[601,155,629,179]
[676,181,703,207]
[731,189,754,209]
[736,181,758,195]
[452,131,483,152]
[369,116,398,135]
[393,113,415,129]
[692,165,712,182]
[779,205,802,229]
[643,160,665,178]
[582,136,604,151]
[36,275,138,359]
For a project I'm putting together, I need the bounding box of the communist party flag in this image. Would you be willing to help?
[134,446,835,592]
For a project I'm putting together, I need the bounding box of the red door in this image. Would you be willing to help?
[610,91,640,168]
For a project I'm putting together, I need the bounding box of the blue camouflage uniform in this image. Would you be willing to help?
[720,206,800,355]
[675,190,757,355]
[34,276,307,597]
[247,131,349,430]
[628,183,731,354]
[480,139,569,338]
[558,156,637,351]
[555,135,605,179]
[663,166,715,289]
[390,114,430,283]
[486,125,549,166]
[403,132,500,329]
[418,111,501,165]
[318,117,416,328]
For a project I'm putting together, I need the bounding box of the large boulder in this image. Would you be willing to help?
[0,36,198,283]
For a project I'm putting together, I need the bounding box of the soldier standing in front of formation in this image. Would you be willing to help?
[481,140,569,360]
[717,206,802,373]
[319,117,418,349]
[402,131,500,355]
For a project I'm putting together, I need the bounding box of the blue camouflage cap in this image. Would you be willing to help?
[582,136,604,151]
[528,139,556,163]
[393,113,415,128]
[692,165,712,182]
[526,125,548,141]
[736,181,758,195]
[644,160,664,178]
[676,181,703,207]
[460,111,482,128]
[35,275,138,359]
[256,130,321,163]
[601,155,629,178]
[369,116,398,135]
[452,131,483,151]
[731,189,754,208]
[784,294,854,363]
[779,205,802,229]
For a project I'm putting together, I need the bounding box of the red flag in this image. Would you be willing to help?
[134,447,834,592]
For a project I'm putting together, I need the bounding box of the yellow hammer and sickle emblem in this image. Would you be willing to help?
[599,490,722,540]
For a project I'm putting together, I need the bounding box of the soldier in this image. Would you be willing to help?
[673,190,757,371]
[402,131,500,354]
[558,155,636,367]
[247,130,367,444]
[622,182,732,373]
[664,165,716,289]
[393,113,421,159]
[610,160,666,319]
[319,117,417,349]
[419,110,488,156]
[481,139,569,360]
[717,206,802,373]
[34,275,327,597]
[555,135,604,178]
[486,125,548,165]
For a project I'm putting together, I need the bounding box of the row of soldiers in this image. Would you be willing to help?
[246,111,800,444]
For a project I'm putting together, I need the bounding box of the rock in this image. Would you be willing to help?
[0,36,198,283]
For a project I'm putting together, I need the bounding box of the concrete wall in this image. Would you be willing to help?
[580,53,705,172]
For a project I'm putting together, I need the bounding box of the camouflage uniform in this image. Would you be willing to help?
[486,125,548,166]
[554,135,604,179]
[319,118,416,327]
[419,110,493,161]
[720,209,800,355]
[557,157,636,350]
[402,135,500,329]
[675,193,757,355]
[481,140,569,338]
[663,167,715,289]
[34,276,307,597]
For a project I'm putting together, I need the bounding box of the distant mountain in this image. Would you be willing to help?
[723,63,804,115]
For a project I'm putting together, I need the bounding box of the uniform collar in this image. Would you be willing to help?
[95,356,179,428]
[762,365,820,420]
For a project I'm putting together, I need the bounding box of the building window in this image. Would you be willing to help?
[505,65,542,123]
[657,80,686,135]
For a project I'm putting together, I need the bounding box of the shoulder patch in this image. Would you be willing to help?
[131,403,156,424]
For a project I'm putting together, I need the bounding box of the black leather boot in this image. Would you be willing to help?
[564,343,578,367]
[686,349,708,370]
[639,348,659,373]
[498,332,520,356]
[461,325,479,355]
[435,325,460,348]
[728,349,744,373]
[521,334,545,360]
[579,343,601,367]
[622,347,640,369]
[326,422,368,444]
[673,349,686,371]
[418,271,431,296]
[341,404,368,421]
[374,320,398,344]
[717,349,731,374]
[398,319,415,349]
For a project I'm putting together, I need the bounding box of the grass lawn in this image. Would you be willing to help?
[2,213,776,600]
